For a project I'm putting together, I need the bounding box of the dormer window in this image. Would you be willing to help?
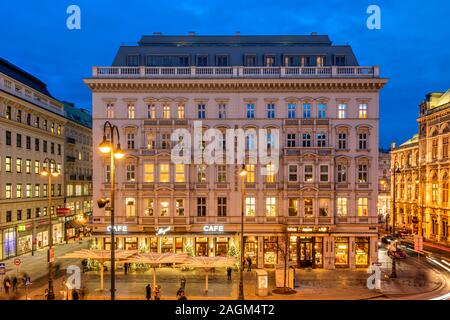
[244,55,257,66]
[197,55,208,66]
[126,54,139,66]
[216,55,229,66]
[335,55,346,66]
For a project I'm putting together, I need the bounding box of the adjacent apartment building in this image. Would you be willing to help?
[391,91,450,244]
[85,34,388,269]
[0,58,66,260]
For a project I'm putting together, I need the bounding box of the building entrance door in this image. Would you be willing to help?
[298,237,313,268]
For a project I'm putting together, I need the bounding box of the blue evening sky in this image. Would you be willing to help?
[0,0,449,148]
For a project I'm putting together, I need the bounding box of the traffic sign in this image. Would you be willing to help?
[13,258,21,267]
[48,248,55,263]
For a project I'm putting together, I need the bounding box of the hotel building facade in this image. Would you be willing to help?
[86,34,387,269]
[0,58,66,260]
[391,91,450,244]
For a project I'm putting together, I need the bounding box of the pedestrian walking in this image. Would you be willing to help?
[227,267,232,280]
[124,263,128,275]
[247,256,252,272]
[180,276,186,291]
[3,276,11,295]
[12,276,18,293]
[154,285,161,300]
[176,287,184,299]
[178,290,187,301]
[145,284,152,300]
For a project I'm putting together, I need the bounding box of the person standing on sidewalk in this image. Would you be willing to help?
[154,285,161,300]
[180,276,186,291]
[12,276,18,293]
[145,284,152,300]
[227,267,232,280]
[124,263,128,275]
[3,276,11,295]
[247,257,253,272]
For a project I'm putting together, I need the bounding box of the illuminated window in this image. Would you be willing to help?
[127,104,135,119]
[160,199,169,216]
[265,164,276,183]
[6,184,12,199]
[26,184,31,198]
[265,197,276,216]
[319,199,329,216]
[146,132,155,149]
[358,104,368,119]
[337,164,347,182]
[16,184,22,198]
[143,164,154,182]
[125,198,136,217]
[177,105,185,119]
[197,164,207,182]
[245,164,255,183]
[304,165,313,182]
[175,164,185,182]
[159,164,169,182]
[16,158,22,173]
[5,156,12,172]
[357,198,368,216]
[144,199,154,216]
[338,103,347,119]
[358,164,368,183]
[217,165,227,183]
[288,198,298,216]
[245,197,256,216]
[163,105,171,119]
[126,164,136,182]
[176,199,185,216]
[147,104,156,119]
[304,198,313,216]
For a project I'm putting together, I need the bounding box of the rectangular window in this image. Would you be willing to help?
[319,199,329,216]
[288,198,298,216]
[217,165,227,183]
[147,104,156,119]
[6,156,12,172]
[216,55,229,66]
[176,199,185,216]
[287,133,296,147]
[218,104,227,119]
[304,165,313,182]
[160,199,169,217]
[357,198,369,216]
[16,134,22,148]
[161,133,171,149]
[6,184,12,199]
[320,165,329,182]
[197,197,206,217]
[197,55,208,66]
[288,165,298,182]
[17,210,22,221]
[26,184,31,198]
[25,159,31,174]
[6,131,11,145]
[34,184,40,197]
[6,106,11,120]
[302,133,311,147]
[338,103,347,119]
[287,103,296,118]
[35,138,40,151]
[245,197,256,216]
[126,164,136,182]
[338,133,347,150]
[337,164,347,183]
[303,103,311,118]
[16,183,22,198]
[127,133,135,149]
[43,141,47,153]
[26,136,31,149]
[246,103,255,119]
[267,103,275,119]
[265,164,276,183]
[144,163,154,182]
[144,199,154,216]
[359,104,368,119]
[245,164,255,183]
[317,133,326,147]
[16,158,22,173]
[127,104,135,119]
[106,103,114,118]
[217,197,227,216]
[265,197,276,216]
[198,104,206,119]
[146,132,155,150]
[125,198,136,217]
[175,164,185,182]
[358,133,368,150]
[197,164,207,182]
[159,164,169,182]
[163,105,171,119]
[16,110,22,122]
[304,198,313,216]
[34,160,40,174]
[358,164,368,183]
[318,103,327,118]
[177,105,185,119]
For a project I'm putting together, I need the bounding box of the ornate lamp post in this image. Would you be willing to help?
[238,164,247,300]
[41,158,60,300]
[98,121,125,300]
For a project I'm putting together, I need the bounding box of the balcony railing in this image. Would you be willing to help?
[92,66,380,79]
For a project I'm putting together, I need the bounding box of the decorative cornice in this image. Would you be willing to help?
[84,78,388,93]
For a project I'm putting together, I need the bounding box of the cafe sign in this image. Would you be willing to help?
[106,225,128,233]
[203,225,224,233]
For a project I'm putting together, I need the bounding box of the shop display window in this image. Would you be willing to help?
[355,237,370,267]
[334,237,349,267]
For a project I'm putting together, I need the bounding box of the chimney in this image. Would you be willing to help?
[188,31,196,36]
[153,32,162,35]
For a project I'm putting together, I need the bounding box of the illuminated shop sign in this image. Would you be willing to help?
[288,227,329,233]
[156,226,171,235]
[106,225,128,233]
[287,227,298,232]
[203,225,224,232]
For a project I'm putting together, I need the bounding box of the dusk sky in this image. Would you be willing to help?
[1,0,449,148]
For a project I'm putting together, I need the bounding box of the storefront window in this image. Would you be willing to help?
[335,237,349,267]
[3,228,16,258]
[355,237,370,267]
[161,237,173,253]
[289,236,298,262]
[263,236,278,266]
[150,237,158,252]
[215,237,228,257]
[196,237,208,256]
[175,237,184,253]
[160,199,169,217]
[244,236,257,264]
[125,237,138,250]
[314,237,323,267]
[17,233,32,255]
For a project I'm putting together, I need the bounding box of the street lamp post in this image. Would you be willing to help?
[98,121,125,301]
[41,158,60,300]
[238,165,247,300]
[391,163,401,278]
